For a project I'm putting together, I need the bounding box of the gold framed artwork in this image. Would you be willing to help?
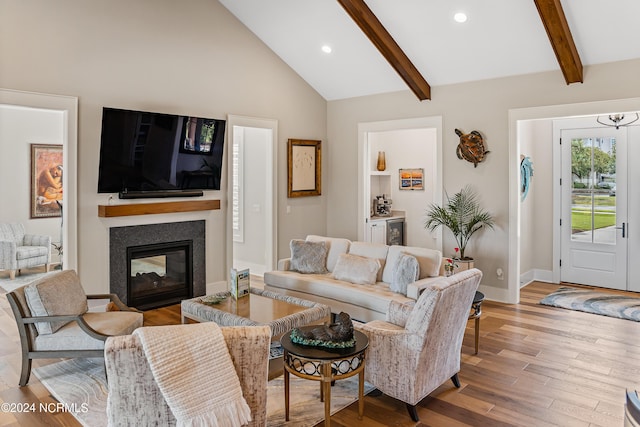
[399,168,424,190]
[31,144,63,218]
[287,139,321,198]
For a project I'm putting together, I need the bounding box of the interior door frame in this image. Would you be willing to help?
[356,116,443,246]
[0,89,78,272]
[225,115,278,278]
[508,97,640,304]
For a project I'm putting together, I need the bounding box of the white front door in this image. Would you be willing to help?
[560,125,627,290]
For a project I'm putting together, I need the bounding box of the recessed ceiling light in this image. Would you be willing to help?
[454,12,468,23]
[321,45,332,54]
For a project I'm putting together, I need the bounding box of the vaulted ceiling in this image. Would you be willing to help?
[219,0,640,101]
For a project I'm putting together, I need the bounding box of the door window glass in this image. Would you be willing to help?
[570,137,616,244]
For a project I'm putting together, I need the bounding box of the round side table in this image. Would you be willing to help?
[469,291,484,354]
[280,327,369,426]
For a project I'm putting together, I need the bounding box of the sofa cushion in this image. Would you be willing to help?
[290,240,329,274]
[382,245,442,283]
[263,270,413,317]
[306,235,351,272]
[332,253,381,285]
[16,246,48,260]
[389,252,420,295]
[34,311,143,350]
[348,241,389,282]
[24,270,89,335]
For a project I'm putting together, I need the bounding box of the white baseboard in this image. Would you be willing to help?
[232,260,266,276]
[520,269,554,288]
[477,284,512,303]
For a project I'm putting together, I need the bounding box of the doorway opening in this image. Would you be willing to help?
[0,90,78,271]
[226,115,278,278]
[510,97,640,303]
[357,116,443,250]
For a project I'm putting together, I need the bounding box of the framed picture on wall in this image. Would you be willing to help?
[31,144,63,218]
[288,139,321,197]
[399,168,424,190]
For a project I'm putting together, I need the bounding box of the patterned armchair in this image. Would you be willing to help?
[0,223,51,279]
[6,270,143,386]
[105,325,271,427]
[355,268,482,422]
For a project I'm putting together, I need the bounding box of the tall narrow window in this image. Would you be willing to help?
[232,128,244,242]
[570,136,616,244]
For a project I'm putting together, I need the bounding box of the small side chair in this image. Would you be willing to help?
[0,223,51,279]
[6,269,143,386]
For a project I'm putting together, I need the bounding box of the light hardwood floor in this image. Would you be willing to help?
[1,280,639,426]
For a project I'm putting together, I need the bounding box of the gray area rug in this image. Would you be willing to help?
[34,357,373,427]
[0,270,59,293]
[540,286,640,321]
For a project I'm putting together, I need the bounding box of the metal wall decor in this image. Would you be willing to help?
[455,128,489,167]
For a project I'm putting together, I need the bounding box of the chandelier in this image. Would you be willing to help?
[596,112,639,130]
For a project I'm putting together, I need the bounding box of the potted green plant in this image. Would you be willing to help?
[424,185,494,260]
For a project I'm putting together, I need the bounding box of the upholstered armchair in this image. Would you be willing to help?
[6,270,143,386]
[105,324,271,427]
[355,268,482,422]
[0,223,51,279]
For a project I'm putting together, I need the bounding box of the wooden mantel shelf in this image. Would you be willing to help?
[98,200,220,217]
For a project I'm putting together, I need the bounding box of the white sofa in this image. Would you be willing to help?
[263,235,445,322]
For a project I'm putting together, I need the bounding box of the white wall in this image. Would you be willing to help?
[530,120,554,273]
[518,119,553,282]
[368,128,438,249]
[328,59,640,301]
[0,105,63,262]
[1,0,327,293]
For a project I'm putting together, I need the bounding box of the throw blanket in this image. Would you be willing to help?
[133,323,252,427]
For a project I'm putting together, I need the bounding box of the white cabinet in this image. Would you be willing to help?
[367,220,387,244]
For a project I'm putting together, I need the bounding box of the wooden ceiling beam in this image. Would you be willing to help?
[337,0,431,100]
[534,0,583,84]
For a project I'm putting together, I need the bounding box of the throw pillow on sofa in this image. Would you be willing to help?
[389,252,420,295]
[332,253,381,285]
[348,241,389,282]
[290,239,329,274]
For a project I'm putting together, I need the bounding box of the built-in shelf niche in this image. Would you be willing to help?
[370,174,392,199]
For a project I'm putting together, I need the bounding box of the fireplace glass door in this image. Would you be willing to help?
[127,240,193,310]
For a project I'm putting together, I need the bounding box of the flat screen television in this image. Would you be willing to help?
[97,107,226,198]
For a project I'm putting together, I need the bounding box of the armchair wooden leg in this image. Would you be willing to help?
[451,373,461,388]
[19,356,32,387]
[406,403,419,422]
[10,270,16,280]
